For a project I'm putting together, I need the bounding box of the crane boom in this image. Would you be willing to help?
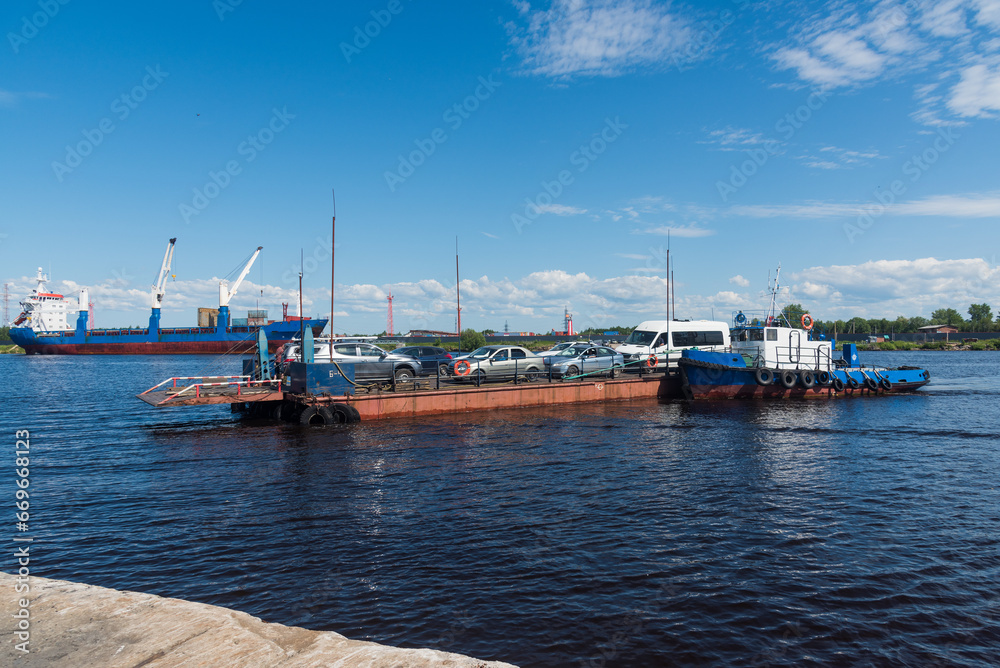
[219,246,263,307]
[151,238,177,309]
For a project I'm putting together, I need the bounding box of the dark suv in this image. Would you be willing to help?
[391,346,454,375]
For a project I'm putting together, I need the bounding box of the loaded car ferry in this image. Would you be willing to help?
[9,240,326,355]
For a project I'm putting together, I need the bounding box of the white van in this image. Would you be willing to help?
[617,320,731,370]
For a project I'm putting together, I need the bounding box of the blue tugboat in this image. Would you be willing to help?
[677,266,931,399]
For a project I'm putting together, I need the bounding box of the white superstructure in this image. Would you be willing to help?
[12,268,87,333]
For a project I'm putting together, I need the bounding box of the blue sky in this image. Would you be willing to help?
[3,0,1000,333]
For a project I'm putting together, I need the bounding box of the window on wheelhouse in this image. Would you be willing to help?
[766,329,778,341]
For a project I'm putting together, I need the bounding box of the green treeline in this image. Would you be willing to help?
[780,302,1000,334]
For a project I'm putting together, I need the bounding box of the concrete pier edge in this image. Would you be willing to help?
[1,572,518,667]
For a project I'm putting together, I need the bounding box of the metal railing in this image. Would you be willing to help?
[139,375,281,406]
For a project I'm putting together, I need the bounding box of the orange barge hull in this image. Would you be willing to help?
[306,375,681,421]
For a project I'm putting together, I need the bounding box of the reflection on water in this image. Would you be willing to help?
[1,352,999,666]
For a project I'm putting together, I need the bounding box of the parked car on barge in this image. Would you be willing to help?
[546,344,625,379]
[278,338,423,382]
[448,345,545,383]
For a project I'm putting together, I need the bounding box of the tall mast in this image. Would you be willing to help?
[666,230,673,321]
[767,263,782,322]
[330,188,337,340]
[455,237,461,336]
[299,249,304,361]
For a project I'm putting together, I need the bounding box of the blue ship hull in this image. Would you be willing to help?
[678,350,930,399]
[10,316,327,355]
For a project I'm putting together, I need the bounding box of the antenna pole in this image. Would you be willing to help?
[299,249,304,362]
[330,188,337,342]
[666,230,672,321]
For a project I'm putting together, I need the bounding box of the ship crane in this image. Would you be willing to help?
[151,238,177,309]
[219,246,262,308]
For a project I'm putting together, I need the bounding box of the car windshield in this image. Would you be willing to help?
[556,346,588,357]
[467,347,493,359]
[625,330,657,345]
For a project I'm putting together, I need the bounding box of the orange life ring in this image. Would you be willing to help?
[454,360,472,376]
[646,355,658,368]
[801,314,814,330]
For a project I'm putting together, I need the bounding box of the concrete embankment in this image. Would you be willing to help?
[1,572,517,667]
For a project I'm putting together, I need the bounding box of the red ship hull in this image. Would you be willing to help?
[21,340,288,355]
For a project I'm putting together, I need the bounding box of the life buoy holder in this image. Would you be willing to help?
[646,355,658,368]
[454,360,472,376]
[801,314,814,330]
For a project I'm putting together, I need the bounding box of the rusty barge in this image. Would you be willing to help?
[137,364,679,424]
[136,331,678,423]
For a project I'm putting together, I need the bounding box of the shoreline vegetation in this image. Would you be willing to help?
[849,340,1000,352]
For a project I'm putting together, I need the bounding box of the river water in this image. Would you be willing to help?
[2,351,998,666]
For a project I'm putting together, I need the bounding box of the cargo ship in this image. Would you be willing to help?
[9,239,327,355]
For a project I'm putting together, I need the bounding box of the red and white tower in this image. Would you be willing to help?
[387,292,394,336]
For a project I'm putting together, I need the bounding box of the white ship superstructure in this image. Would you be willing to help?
[13,267,87,333]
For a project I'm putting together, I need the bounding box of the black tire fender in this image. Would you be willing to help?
[800,370,816,388]
[832,377,845,392]
[755,368,774,386]
[299,406,329,426]
[780,370,797,389]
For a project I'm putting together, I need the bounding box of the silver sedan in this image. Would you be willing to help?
[548,344,624,380]
[449,345,544,382]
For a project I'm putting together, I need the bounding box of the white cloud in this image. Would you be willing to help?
[0,89,50,108]
[728,193,1000,219]
[634,223,715,237]
[729,274,750,287]
[537,203,587,216]
[800,145,884,169]
[12,256,999,333]
[948,60,1000,116]
[510,0,695,78]
[768,1,1000,123]
[702,126,774,150]
[785,257,1000,318]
